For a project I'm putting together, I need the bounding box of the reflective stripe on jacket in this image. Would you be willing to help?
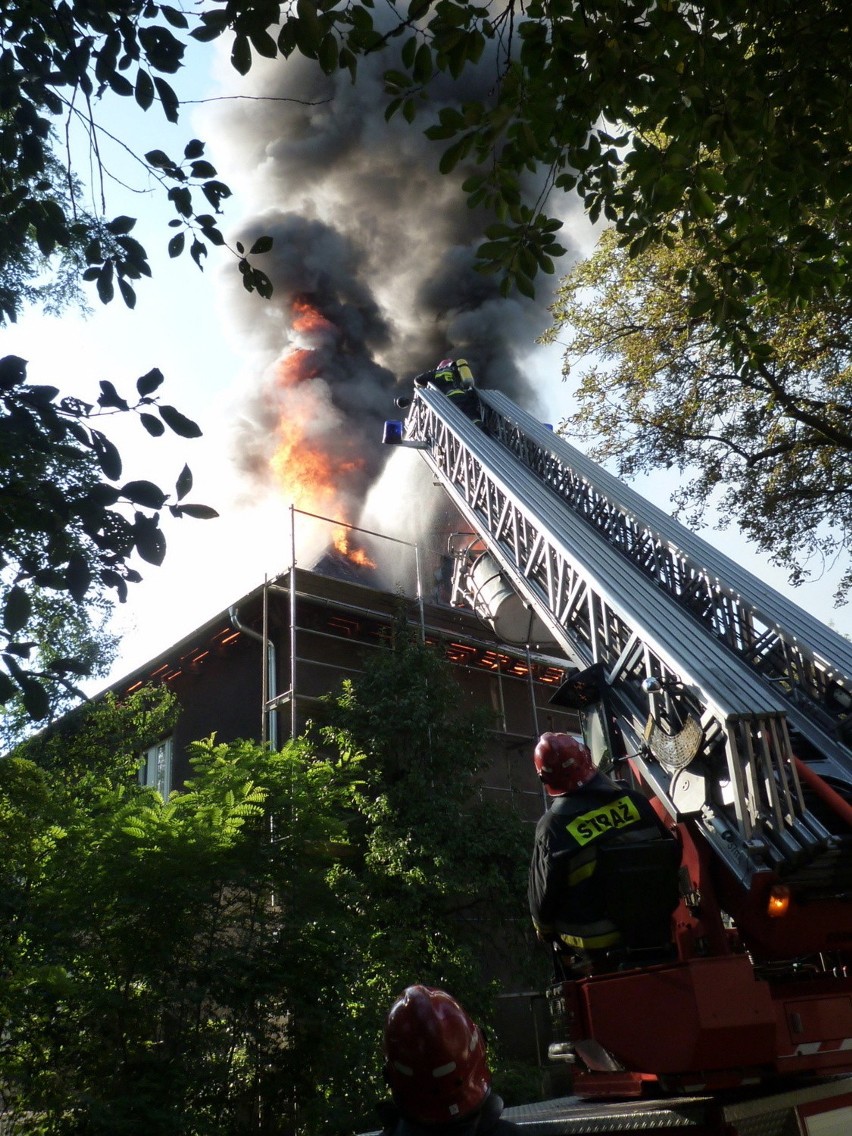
[528,772,670,949]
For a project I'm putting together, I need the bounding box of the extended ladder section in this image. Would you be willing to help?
[401,386,852,898]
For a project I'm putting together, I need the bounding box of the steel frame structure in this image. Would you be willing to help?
[403,386,851,897]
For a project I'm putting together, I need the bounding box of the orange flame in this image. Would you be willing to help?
[267,298,373,570]
[291,298,335,338]
[333,528,376,568]
[275,346,316,389]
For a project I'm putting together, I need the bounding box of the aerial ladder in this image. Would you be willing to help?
[384,384,852,1133]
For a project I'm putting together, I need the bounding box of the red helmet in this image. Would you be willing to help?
[384,986,491,1124]
[436,358,454,369]
[533,732,596,795]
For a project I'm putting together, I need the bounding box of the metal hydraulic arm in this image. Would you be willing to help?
[479,390,852,783]
[398,385,852,905]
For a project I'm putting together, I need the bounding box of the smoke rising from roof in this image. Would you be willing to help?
[209,39,580,548]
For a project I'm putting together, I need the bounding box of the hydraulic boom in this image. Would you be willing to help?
[385,382,852,1100]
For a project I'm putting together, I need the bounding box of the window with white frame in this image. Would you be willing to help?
[140,737,173,798]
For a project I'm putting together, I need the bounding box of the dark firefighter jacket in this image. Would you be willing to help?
[413,361,480,422]
[378,1092,520,1136]
[528,771,672,950]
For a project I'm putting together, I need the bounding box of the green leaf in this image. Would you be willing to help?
[385,69,413,91]
[318,33,339,74]
[107,216,136,235]
[249,235,273,254]
[0,671,16,704]
[21,677,50,720]
[250,28,280,59]
[47,656,92,677]
[438,136,470,175]
[402,36,417,68]
[513,269,536,299]
[4,586,32,636]
[413,43,433,83]
[691,186,716,219]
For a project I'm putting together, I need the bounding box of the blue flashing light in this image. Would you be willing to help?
[382,420,404,445]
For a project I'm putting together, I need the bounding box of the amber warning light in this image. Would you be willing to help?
[767,884,791,918]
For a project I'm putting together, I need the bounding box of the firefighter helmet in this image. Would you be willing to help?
[533,732,596,795]
[384,986,491,1124]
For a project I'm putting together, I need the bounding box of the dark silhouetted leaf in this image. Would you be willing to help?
[66,553,92,601]
[140,412,166,436]
[135,68,155,109]
[0,671,16,705]
[96,260,115,303]
[154,76,180,122]
[249,235,273,254]
[121,480,168,509]
[159,404,202,438]
[176,503,219,519]
[118,278,137,308]
[21,677,50,720]
[91,431,123,480]
[133,514,167,565]
[136,367,165,397]
[175,463,192,500]
[4,586,31,636]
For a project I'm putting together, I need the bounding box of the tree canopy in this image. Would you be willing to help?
[310,620,537,1127]
[0,355,217,721]
[1,628,539,1133]
[0,0,272,324]
[1,689,352,1135]
[0,592,118,752]
[6,1,852,316]
[261,0,852,316]
[543,227,852,601]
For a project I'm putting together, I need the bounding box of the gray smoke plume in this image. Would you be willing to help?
[209,38,582,539]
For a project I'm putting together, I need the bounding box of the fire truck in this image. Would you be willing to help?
[383,384,852,1135]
